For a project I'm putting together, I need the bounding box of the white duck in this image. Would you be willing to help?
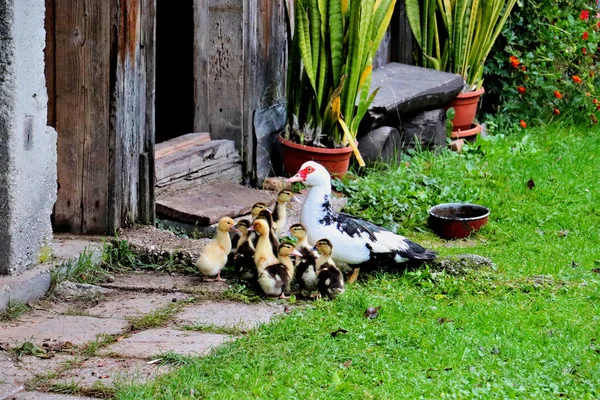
[286,161,436,282]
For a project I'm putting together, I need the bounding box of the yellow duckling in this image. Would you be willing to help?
[258,242,300,299]
[196,217,237,282]
[271,189,295,235]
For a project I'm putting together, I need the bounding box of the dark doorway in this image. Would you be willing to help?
[155,0,195,144]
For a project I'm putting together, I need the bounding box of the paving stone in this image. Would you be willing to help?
[0,312,128,347]
[174,301,283,331]
[99,271,227,295]
[84,291,190,319]
[156,182,277,226]
[51,236,104,263]
[100,328,230,359]
[9,392,96,399]
[0,352,74,387]
[0,383,24,400]
[48,356,172,392]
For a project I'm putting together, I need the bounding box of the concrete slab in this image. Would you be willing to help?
[0,352,75,388]
[48,356,172,392]
[156,182,276,226]
[174,301,283,331]
[0,383,24,400]
[82,291,189,319]
[0,352,33,387]
[0,312,128,347]
[99,271,226,295]
[51,235,105,263]
[101,328,230,359]
[9,392,96,400]
[0,265,52,312]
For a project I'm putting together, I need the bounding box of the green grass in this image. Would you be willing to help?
[126,303,185,331]
[0,300,29,321]
[116,124,600,399]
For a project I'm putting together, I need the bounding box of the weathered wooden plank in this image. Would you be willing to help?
[155,139,238,182]
[373,27,392,69]
[54,0,110,233]
[80,0,112,233]
[44,0,56,127]
[140,0,156,225]
[156,157,241,186]
[109,0,144,231]
[193,0,210,132]
[155,132,210,159]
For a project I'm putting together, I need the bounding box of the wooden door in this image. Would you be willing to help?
[46,0,156,234]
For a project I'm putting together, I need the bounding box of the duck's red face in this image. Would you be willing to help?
[286,162,318,183]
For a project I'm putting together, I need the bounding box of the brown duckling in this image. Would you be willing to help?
[258,242,300,299]
[196,217,237,282]
[314,238,345,299]
[289,223,318,294]
[233,219,257,281]
[271,189,295,235]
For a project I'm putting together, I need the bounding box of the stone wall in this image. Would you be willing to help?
[0,0,57,275]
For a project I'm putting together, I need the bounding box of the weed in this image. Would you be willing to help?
[80,333,120,357]
[219,283,262,304]
[153,351,196,367]
[181,323,248,335]
[126,303,184,331]
[37,243,53,264]
[50,247,112,289]
[0,300,29,321]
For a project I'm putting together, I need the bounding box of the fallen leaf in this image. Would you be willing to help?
[591,268,600,274]
[490,348,501,355]
[342,360,352,368]
[363,307,381,319]
[526,178,535,190]
[330,328,349,337]
[146,359,162,365]
[284,306,292,314]
[437,318,454,324]
[558,230,569,237]
[115,336,124,342]
[571,260,578,268]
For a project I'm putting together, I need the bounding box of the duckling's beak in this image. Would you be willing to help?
[292,249,303,257]
[230,226,240,234]
[312,245,318,251]
[247,226,255,232]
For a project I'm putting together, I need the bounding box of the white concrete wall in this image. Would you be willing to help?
[0,0,57,275]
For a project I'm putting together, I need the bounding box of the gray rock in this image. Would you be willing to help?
[363,63,463,129]
[357,126,402,163]
[53,281,114,300]
[400,109,447,148]
[430,254,494,275]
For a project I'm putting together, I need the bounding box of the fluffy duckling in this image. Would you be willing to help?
[231,202,267,250]
[250,219,279,271]
[314,238,345,299]
[289,223,318,294]
[251,202,268,219]
[258,242,300,299]
[255,209,280,255]
[196,217,237,282]
[233,219,257,281]
[272,189,295,235]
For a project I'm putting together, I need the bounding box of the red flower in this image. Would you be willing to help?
[573,75,582,84]
[591,71,596,77]
[517,86,526,94]
[520,65,528,72]
[591,114,598,124]
[593,98,599,105]
[519,120,527,128]
[583,31,589,40]
[509,55,520,68]
[553,108,561,115]
[582,47,588,55]
[554,90,563,99]
[580,10,590,21]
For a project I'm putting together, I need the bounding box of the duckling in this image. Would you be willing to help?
[233,219,257,281]
[255,209,280,255]
[251,202,268,219]
[314,238,345,299]
[250,218,279,271]
[196,217,237,282]
[258,242,300,299]
[289,223,318,294]
[271,189,295,235]
[231,202,267,251]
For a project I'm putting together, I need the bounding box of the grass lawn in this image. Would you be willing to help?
[117,124,600,399]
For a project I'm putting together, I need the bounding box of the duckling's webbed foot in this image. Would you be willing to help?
[347,267,360,284]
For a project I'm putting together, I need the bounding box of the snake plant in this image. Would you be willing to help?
[405,0,517,91]
[285,0,397,163]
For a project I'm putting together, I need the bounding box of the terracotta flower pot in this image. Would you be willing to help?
[278,135,353,178]
[446,87,485,131]
[451,123,482,140]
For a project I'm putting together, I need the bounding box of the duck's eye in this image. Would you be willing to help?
[307,167,314,173]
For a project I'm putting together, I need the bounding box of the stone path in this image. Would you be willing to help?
[0,184,347,400]
[0,271,288,399]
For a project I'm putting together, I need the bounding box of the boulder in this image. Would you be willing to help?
[357,126,402,163]
[400,109,447,148]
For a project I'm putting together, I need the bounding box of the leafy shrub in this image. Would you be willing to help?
[483,0,600,127]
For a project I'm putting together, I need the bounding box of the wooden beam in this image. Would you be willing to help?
[155,132,210,159]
